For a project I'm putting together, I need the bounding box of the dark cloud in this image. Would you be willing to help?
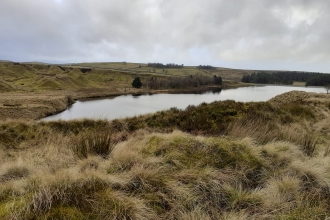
[0,0,329,72]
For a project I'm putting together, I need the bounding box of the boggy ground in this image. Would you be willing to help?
[0,91,330,219]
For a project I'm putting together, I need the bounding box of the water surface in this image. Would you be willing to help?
[44,85,325,121]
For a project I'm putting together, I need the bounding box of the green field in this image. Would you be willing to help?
[292,81,307,86]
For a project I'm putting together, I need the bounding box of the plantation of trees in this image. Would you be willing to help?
[305,74,330,86]
[241,71,330,86]
[146,74,222,90]
[197,65,217,70]
[147,63,184,68]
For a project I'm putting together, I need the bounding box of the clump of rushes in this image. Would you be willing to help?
[73,131,114,159]
[300,133,317,157]
[66,95,75,105]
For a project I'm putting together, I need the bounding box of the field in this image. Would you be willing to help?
[67,62,256,81]
[292,81,306,86]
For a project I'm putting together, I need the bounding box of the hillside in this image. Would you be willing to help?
[0,62,137,92]
[0,61,250,120]
[67,62,256,82]
[0,91,330,219]
[0,61,254,92]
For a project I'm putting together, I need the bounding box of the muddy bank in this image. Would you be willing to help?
[0,94,69,121]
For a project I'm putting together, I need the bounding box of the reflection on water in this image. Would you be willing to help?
[212,88,222,93]
[44,85,325,121]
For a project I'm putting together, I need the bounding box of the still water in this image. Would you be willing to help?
[44,85,325,121]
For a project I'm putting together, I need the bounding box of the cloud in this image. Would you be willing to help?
[0,0,329,72]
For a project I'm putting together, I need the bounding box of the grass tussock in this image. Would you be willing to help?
[73,131,115,159]
[1,128,330,219]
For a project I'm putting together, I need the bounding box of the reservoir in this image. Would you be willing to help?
[44,85,325,121]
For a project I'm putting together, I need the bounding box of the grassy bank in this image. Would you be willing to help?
[1,91,330,219]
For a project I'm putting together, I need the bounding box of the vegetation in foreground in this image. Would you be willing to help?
[1,91,330,219]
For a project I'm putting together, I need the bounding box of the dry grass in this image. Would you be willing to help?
[73,131,115,159]
[292,81,306,86]
[0,91,330,219]
[0,125,329,219]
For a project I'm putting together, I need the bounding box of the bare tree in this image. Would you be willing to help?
[325,85,330,94]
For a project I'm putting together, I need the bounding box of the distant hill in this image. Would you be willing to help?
[1,61,323,92]
[21,61,51,65]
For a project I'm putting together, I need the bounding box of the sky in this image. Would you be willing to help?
[0,0,329,72]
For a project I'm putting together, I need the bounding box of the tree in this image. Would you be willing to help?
[213,75,222,85]
[132,77,142,88]
[325,85,330,94]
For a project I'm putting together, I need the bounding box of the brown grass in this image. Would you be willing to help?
[0,91,330,219]
[0,125,329,219]
[73,131,115,159]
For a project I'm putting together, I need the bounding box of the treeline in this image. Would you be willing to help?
[147,63,184,68]
[197,65,217,70]
[241,71,328,85]
[146,74,222,90]
[305,74,330,86]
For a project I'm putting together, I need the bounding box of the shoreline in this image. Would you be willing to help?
[1,84,241,121]
[39,85,224,120]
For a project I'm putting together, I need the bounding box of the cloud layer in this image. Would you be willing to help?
[0,0,329,72]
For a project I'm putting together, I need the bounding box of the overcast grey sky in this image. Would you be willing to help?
[0,0,329,72]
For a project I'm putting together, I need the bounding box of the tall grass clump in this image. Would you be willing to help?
[301,133,318,157]
[278,125,318,157]
[73,131,114,159]
[66,95,75,105]
[226,118,278,144]
[10,174,155,219]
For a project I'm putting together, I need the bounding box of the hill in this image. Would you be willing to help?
[0,61,252,92]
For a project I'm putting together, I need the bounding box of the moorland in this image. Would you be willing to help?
[0,61,330,219]
[0,61,250,120]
